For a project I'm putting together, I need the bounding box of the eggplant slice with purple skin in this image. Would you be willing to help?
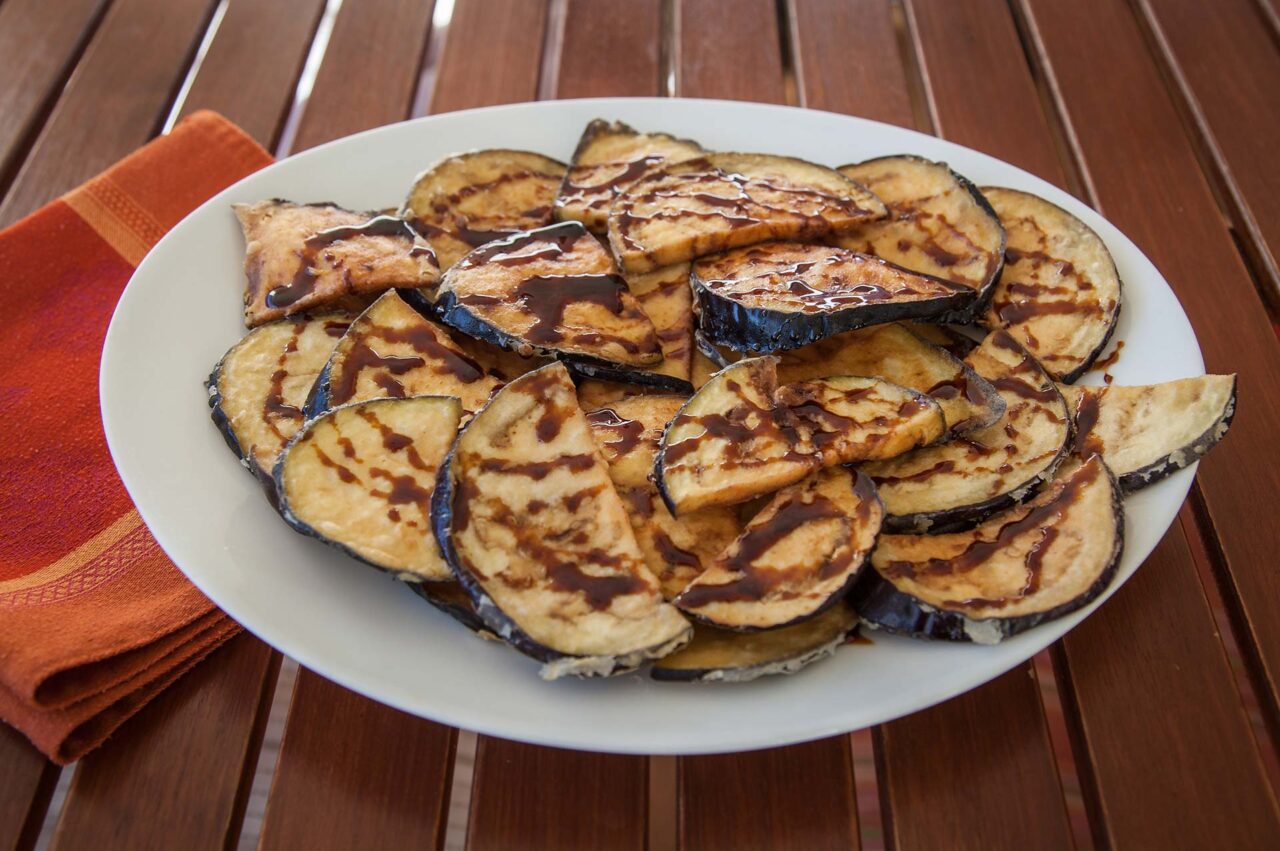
[555,119,705,234]
[656,357,820,515]
[608,152,888,274]
[434,221,664,377]
[834,155,1005,324]
[409,581,497,637]
[776,323,1005,436]
[777,376,947,467]
[692,242,975,352]
[982,187,1122,382]
[207,312,355,480]
[274,396,462,582]
[305,289,522,419]
[234,200,440,327]
[854,455,1123,644]
[432,362,691,679]
[1060,374,1236,491]
[587,395,740,600]
[674,467,883,631]
[612,263,696,391]
[652,599,860,682]
[860,330,1071,533]
[400,149,567,275]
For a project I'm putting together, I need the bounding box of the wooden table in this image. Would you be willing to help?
[3,1,1279,848]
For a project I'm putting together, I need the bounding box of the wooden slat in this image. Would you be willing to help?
[258,670,456,850]
[429,0,549,115]
[1054,519,1280,847]
[1020,0,1280,747]
[786,3,1077,845]
[466,739,647,851]
[679,737,859,851]
[787,0,913,127]
[1135,0,1280,305]
[675,0,786,103]
[0,726,58,851]
[50,635,278,851]
[176,0,328,148]
[0,0,105,189]
[291,0,434,151]
[875,666,1072,850]
[429,4,654,847]
[555,0,662,98]
[0,0,218,228]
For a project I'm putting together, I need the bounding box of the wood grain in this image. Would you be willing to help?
[1054,527,1280,847]
[0,0,218,228]
[679,737,859,851]
[257,669,456,851]
[876,666,1073,850]
[1021,0,1280,742]
[788,0,913,127]
[429,0,549,115]
[49,635,278,851]
[291,0,435,152]
[0,726,58,851]
[0,0,105,190]
[466,738,647,851]
[1134,0,1280,306]
[176,0,328,148]
[675,0,786,103]
[555,0,662,98]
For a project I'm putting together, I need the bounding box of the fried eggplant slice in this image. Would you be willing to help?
[275,396,460,581]
[574,379,652,409]
[651,600,859,682]
[432,363,691,678]
[982,188,1122,381]
[555,119,705,233]
[675,468,883,631]
[401,149,567,274]
[861,330,1070,533]
[596,263,695,391]
[693,242,973,351]
[835,156,1004,322]
[435,221,662,370]
[588,396,739,599]
[657,357,819,515]
[235,201,440,326]
[776,376,947,466]
[855,456,1122,643]
[207,312,353,478]
[608,153,888,273]
[776,323,1005,435]
[306,290,511,418]
[1060,374,1236,491]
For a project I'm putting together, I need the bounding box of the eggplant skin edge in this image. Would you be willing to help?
[1117,374,1237,493]
[649,628,853,683]
[567,359,694,394]
[270,399,457,584]
[852,465,1125,644]
[434,289,660,383]
[1057,297,1122,385]
[406,582,501,639]
[430,399,690,678]
[206,359,284,506]
[691,274,975,353]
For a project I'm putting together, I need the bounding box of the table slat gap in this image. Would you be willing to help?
[1015,0,1280,744]
[1129,0,1280,316]
[0,0,222,228]
[0,726,60,851]
[894,0,938,135]
[0,0,110,203]
[48,635,280,851]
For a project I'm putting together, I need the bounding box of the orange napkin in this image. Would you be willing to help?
[0,111,272,764]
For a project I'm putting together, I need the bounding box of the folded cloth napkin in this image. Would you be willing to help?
[0,111,272,764]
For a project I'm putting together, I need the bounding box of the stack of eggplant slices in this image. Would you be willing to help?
[209,120,1236,682]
